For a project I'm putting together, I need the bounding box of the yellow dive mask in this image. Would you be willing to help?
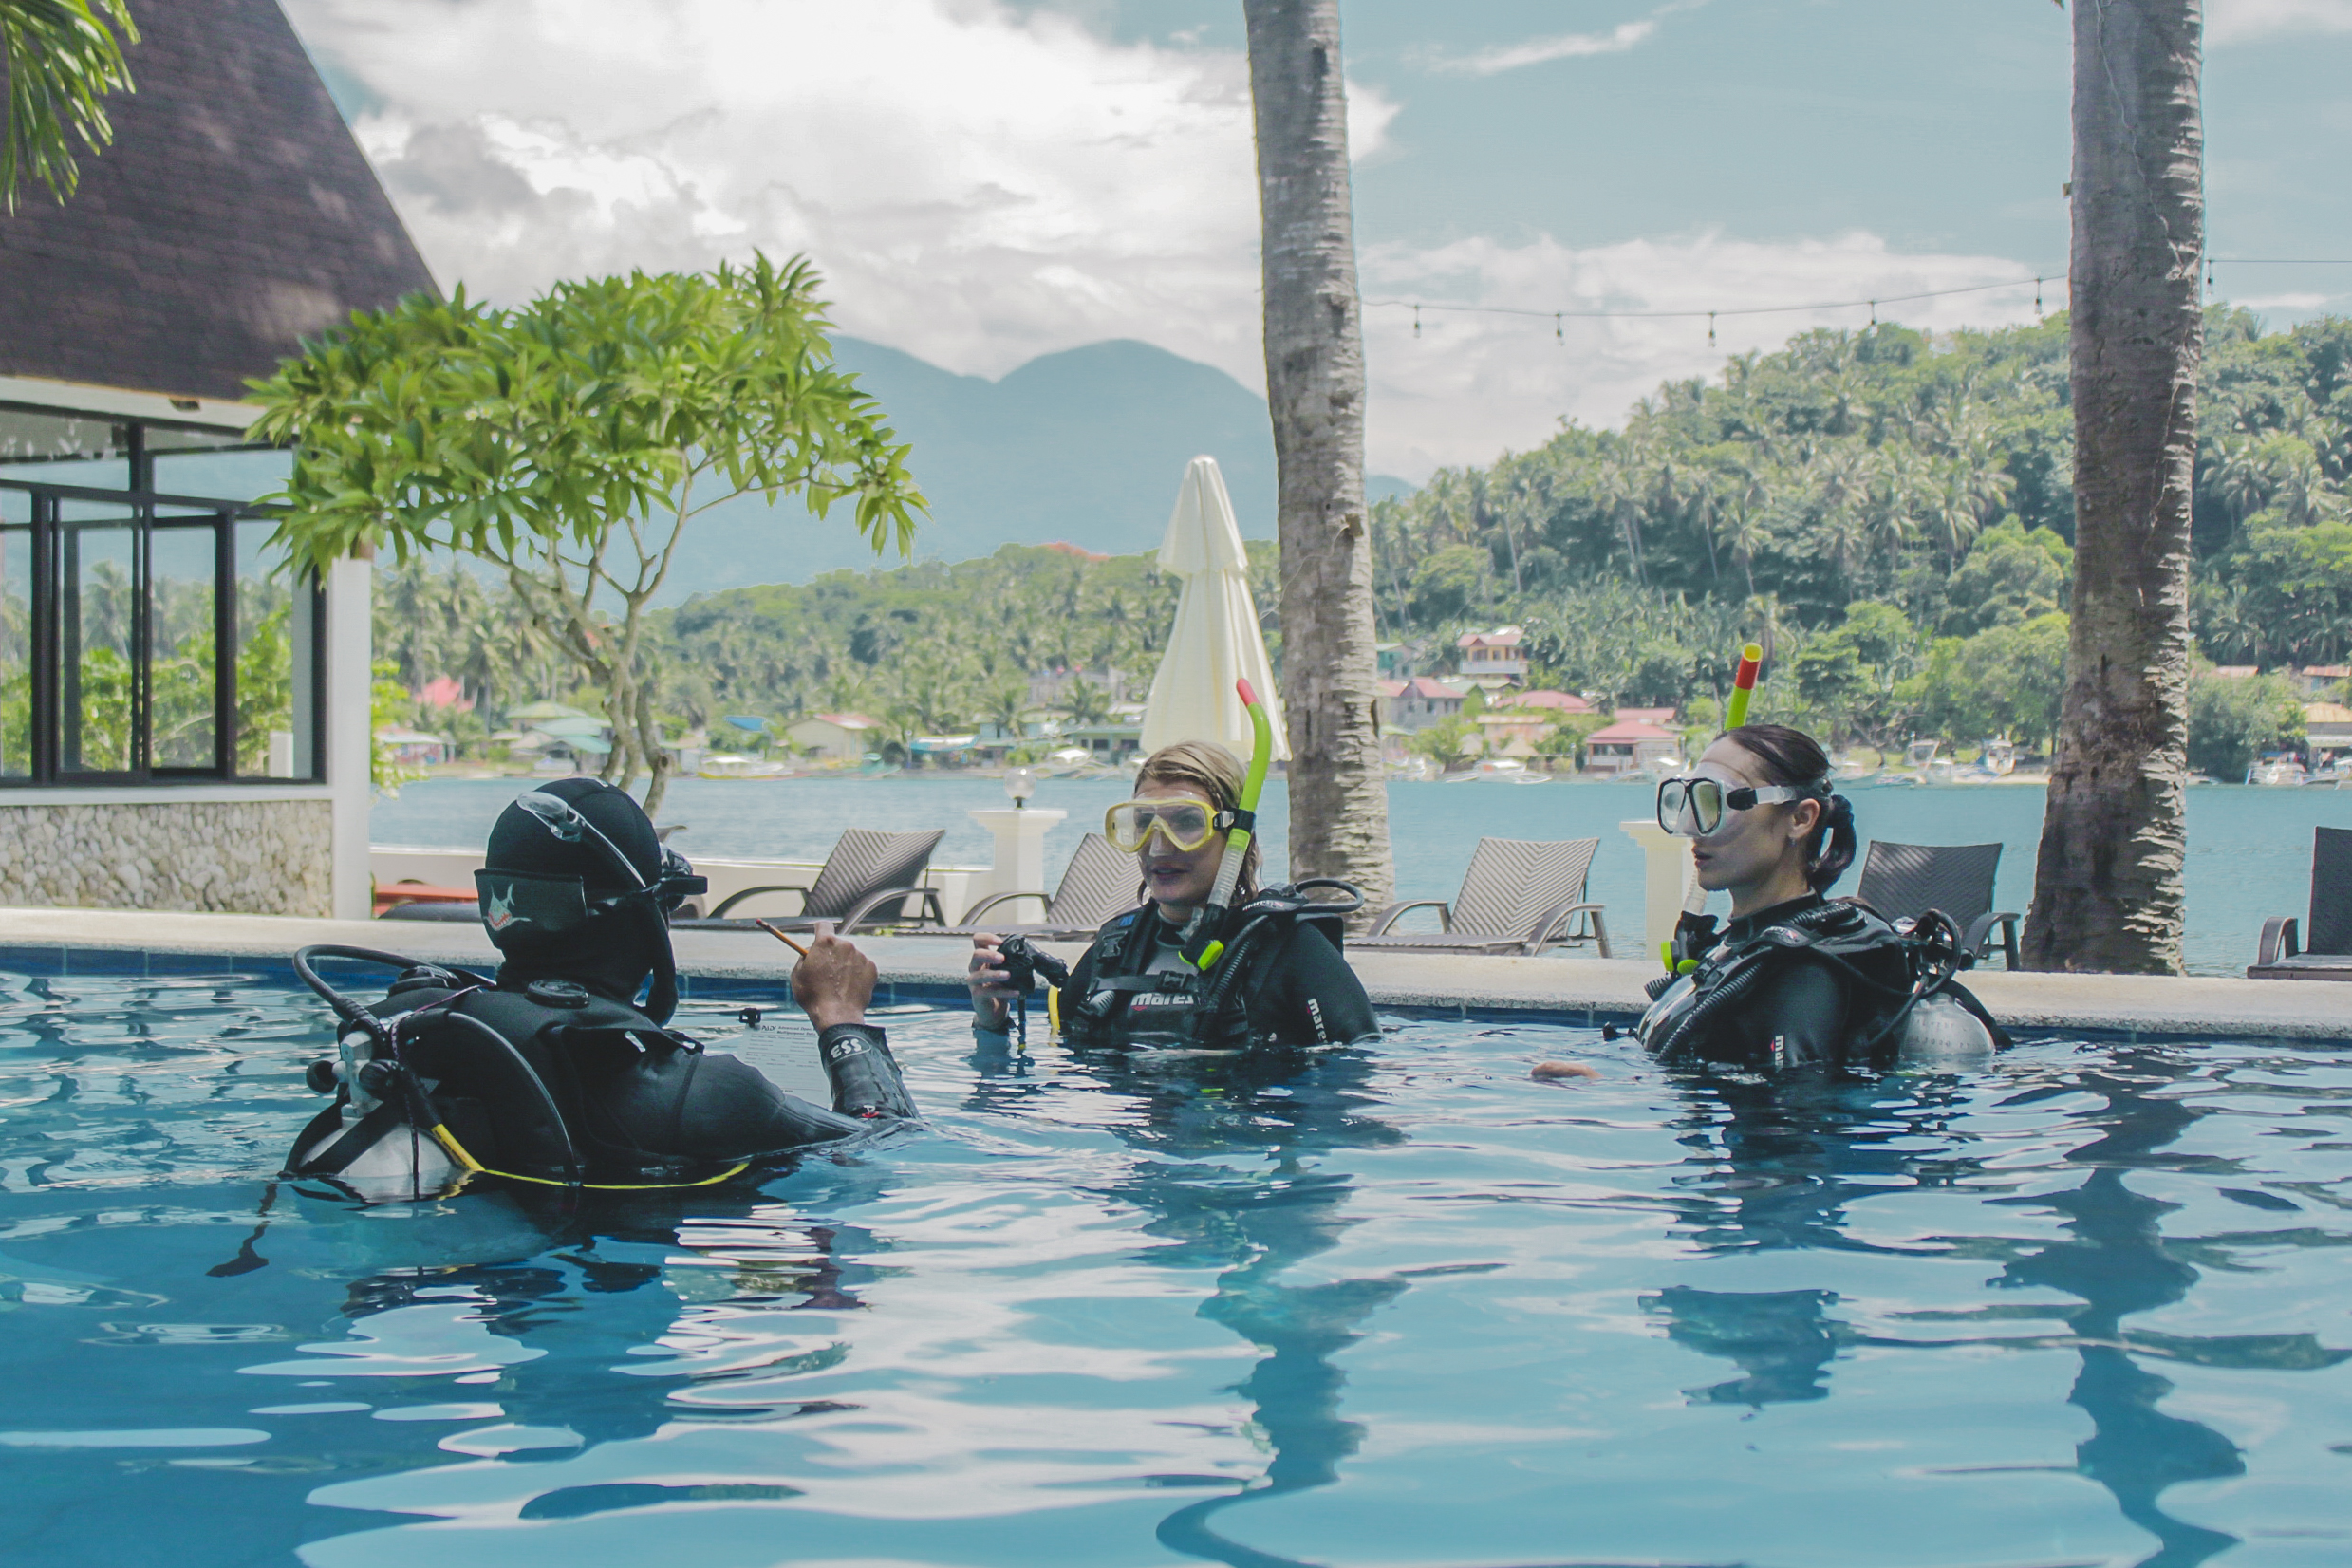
[1104,798,1233,854]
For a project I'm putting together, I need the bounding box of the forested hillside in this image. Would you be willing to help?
[1362,308,2348,754]
[377,308,2346,768]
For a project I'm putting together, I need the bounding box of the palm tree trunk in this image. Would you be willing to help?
[1242,0,1393,915]
[2023,0,2202,975]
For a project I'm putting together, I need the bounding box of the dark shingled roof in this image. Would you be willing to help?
[0,0,437,403]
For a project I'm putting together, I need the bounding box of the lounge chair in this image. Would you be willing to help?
[2249,826,2352,980]
[914,832,1142,941]
[1355,836,1611,958]
[682,827,948,933]
[1853,840,2018,968]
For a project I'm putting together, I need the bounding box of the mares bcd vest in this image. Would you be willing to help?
[283,945,912,1202]
[1064,881,1358,1051]
[1638,901,2007,1073]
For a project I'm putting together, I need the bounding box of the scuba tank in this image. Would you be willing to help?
[1064,880,1361,1051]
[282,945,914,1203]
[1638,902,2006,1073]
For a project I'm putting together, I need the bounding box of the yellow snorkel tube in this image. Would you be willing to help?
[1182,678,1274,971]
[1659,642,1767,975]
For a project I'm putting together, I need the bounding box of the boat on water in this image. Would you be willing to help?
[697,753,793,780]
[1471,757,1551,783]
[2248,758,2308,786]
[1980,737,2017,776]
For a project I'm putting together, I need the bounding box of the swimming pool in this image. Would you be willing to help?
[2,967,2347,1567]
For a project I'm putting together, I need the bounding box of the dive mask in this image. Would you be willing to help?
[1655,775,1828,838]
[1104,798,1234,854]
[476,790,707,938]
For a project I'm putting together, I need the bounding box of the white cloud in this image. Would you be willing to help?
[284,1,2044,484]
[1433,19,1657,76]
[1358,232,2049,478]
[2208,0,2352,43]
[288,0,1393,390]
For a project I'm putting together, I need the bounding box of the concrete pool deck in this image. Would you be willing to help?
[0,905,2343,1042]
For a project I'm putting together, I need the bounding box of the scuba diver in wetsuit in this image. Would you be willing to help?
[965,738,1380,1052]
[285,777,914,1200]
[1638,723,2004,1073]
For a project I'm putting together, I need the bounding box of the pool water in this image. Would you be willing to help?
[3,970,2349,1568]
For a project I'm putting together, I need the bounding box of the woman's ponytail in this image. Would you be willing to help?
[1807,793,1856,891]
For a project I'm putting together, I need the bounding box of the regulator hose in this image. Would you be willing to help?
[292,944,495,1025]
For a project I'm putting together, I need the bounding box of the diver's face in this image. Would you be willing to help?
[1132,784,1224,918]
[1687,737,1820,899]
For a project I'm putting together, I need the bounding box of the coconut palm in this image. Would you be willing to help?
[1241,0,1393,914]
[2025,0,2204,975]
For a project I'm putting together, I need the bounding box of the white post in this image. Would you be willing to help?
[963,808,1067,923]
[1619,818,1694,961]
[327,552,374,921]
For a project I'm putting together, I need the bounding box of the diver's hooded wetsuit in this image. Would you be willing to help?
[287,778,913,1197]
[1050,887,1380,1052]
[1637,892,2007,1073]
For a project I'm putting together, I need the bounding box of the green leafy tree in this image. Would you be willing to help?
[370,658,424,794]
[1409,544,1486,624]
[252,254,924,815]
[1,0,138,208]
[1909,612,2071,754]
[1409,716,1479,772]
[1942,516,2073,634]
[2185,667,2305,779]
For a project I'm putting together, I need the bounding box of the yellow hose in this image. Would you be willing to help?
[425,1121,749,1191]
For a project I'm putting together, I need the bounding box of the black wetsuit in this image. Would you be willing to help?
[1640,893,1916,1073]
[1036,906,1380,1050]
[288,964,914,1190]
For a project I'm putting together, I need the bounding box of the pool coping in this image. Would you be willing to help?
[0,906,2344,1042]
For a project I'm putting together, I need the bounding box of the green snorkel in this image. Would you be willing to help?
[1182,678,1274,971]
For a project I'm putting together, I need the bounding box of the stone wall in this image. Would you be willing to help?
[0,799,333,916]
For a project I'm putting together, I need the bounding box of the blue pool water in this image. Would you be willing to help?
[370,775,2352,976]
[4,969,2349,1567]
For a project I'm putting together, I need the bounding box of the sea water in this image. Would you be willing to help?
[1,968,2347,1567]
[373,775,2352,974]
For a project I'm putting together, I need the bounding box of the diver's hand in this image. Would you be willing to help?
[966,933,1014,1030]
[792,924,877,1031]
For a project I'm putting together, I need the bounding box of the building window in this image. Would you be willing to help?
[0,476,320,785]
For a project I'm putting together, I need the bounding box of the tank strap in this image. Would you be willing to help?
[286,1098,410,1177]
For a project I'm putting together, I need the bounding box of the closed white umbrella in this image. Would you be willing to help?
[1142,456,1290,762]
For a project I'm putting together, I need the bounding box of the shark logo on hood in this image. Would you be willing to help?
[482,886,525,933]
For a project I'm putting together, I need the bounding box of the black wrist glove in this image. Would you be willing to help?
[817,1023,916,1121]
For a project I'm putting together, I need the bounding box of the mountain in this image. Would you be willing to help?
[655,336,1412,603]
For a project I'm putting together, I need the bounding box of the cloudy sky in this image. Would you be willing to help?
[284,0,2352,481]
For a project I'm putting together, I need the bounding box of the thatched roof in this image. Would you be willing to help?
[0,0,436,405]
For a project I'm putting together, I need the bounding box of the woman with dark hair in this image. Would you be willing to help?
[1638,724,1999,1072]
[966,739,1378,1051]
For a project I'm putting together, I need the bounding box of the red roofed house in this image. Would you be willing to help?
[1582,720,1681,778]
[1378,677,1468,733]
[1455,625,1528,687]
[1508,689,1595,714]
[1614,706,1677,726]
[785,712,887,762]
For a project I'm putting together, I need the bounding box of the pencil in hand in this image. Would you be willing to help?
[755,919,810,957]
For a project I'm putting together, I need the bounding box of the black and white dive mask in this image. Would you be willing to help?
[476,791,706,940]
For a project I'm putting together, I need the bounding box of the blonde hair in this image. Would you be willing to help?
[1133,739,1261,897]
